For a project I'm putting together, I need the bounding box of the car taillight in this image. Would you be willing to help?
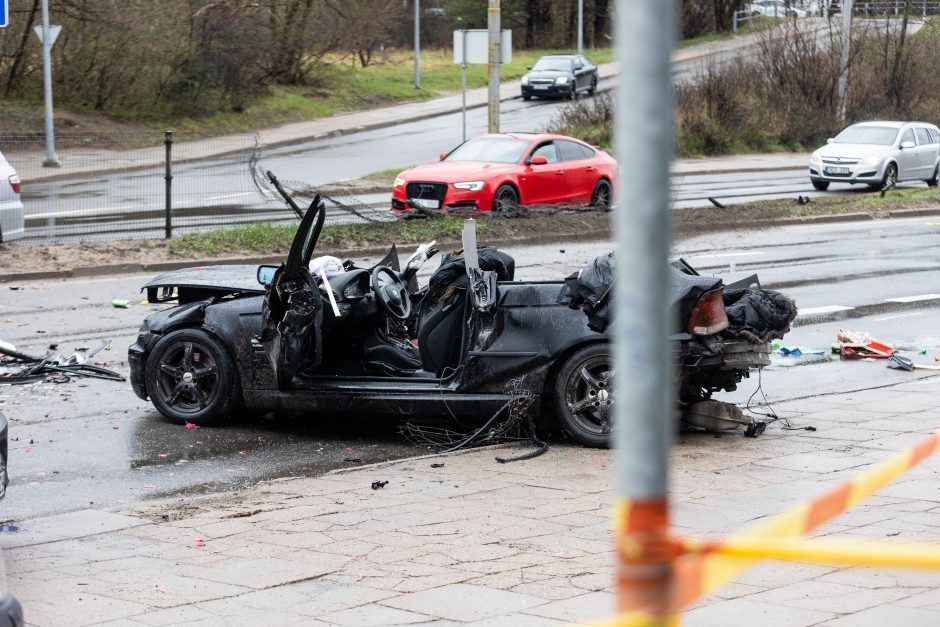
[8,175,20,195]
[688,287,729,336]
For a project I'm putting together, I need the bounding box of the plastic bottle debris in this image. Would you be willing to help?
[371,480,388,490]
[112,299,130,308]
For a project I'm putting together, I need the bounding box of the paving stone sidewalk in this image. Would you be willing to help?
[7,375,940,626]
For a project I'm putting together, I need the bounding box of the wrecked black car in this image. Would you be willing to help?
[129,196,794,447]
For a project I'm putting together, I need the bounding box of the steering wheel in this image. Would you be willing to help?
[371,266,412,321]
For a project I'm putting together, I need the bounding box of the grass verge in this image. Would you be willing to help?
[166,217,493,258]
[2,47,613,140]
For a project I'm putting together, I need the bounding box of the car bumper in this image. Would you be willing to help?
[808,162,884,184]
[0,200,24,243]
[522,84,573,98]
[128,337,150,400]
[391,185,494,215]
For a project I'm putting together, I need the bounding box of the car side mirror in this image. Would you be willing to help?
[257,265,278,286]
[826,138,835,144]
[900,140,915,150]
[439,152,447,161]
[528,155,549,166]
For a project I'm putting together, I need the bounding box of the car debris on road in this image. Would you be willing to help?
[0,338,124,385]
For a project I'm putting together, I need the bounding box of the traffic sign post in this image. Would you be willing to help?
[36,0,60,167]
[452,29,511,142]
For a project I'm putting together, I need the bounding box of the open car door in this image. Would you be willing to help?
[260,196,326,387]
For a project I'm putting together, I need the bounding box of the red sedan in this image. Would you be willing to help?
[391,132,616,215]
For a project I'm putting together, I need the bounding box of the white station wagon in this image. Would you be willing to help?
[0,151,24,243]
[808,121,940,191]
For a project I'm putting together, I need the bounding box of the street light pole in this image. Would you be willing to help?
[487,0,501,134]
[40,0,59,167]
[614,0,675,618]
[577,0,584,55]
[414,0,420,89]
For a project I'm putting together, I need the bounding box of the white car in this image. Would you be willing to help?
[0,151,24,243]
[746,1,808,17]
[809,121,940,191]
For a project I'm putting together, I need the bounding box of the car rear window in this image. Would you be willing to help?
[445,138,531,164]
[557,140,594,161]
[915,127,933,145]
[834,125,899,146]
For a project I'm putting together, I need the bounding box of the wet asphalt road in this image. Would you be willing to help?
[5,217,940,522]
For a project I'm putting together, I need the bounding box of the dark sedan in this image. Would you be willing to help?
[521,54,598,101]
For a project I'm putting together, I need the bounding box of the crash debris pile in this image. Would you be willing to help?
[0,339,125,385]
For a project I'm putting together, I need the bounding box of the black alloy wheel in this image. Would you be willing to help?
[492,184,519,214]
[145,328,240,426]
[554,344,614,448]
[811,179,829,191]
[882,162,898,191]
[590,179,613,210]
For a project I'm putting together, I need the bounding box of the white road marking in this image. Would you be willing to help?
[874,312,926,322]
[798,305,854,316]
[884,294,940,304]
[688,251,765,260]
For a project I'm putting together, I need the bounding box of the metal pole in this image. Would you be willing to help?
[461,30,468,143]
[614,0,675,619]
[487,0,501,134]
[733,10,738,33]
[414,0,420,89]
[164,131,173,239]
[838,0,854,124]
[40,0,58,167]
[577,0,584,55]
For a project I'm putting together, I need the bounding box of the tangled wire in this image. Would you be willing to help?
[0,342,125,385]
[398,376,548,463]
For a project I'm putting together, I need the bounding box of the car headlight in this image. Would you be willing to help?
[453,181,484,191]
[859,155,882,166]
[394,177,405,187]
[521,75,529,85]
[555,76,570,85]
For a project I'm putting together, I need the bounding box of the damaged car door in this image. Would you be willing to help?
[260,196,326,388]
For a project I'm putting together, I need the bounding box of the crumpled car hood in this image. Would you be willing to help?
[142,265,266,299]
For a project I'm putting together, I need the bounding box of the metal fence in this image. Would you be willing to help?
[0,131,392,244]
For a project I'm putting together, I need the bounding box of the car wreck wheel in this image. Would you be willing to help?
[554,344,613,448]
[145,329,240,426]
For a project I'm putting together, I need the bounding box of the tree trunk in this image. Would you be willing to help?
[593,0,609,47]
[4,0,41,97]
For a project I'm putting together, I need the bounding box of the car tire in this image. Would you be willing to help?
[145,328,240,426]
[926,165,939,187]
[811,179,829,191]
[492,184,519,214]
[590,179,613,210]
[522,94,531,101]
[588,76,597,95]
[554,344,613,448]
[567,87,576,100]
[882,162,898,190]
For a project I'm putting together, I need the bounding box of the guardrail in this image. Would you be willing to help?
[0,131,393,244]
